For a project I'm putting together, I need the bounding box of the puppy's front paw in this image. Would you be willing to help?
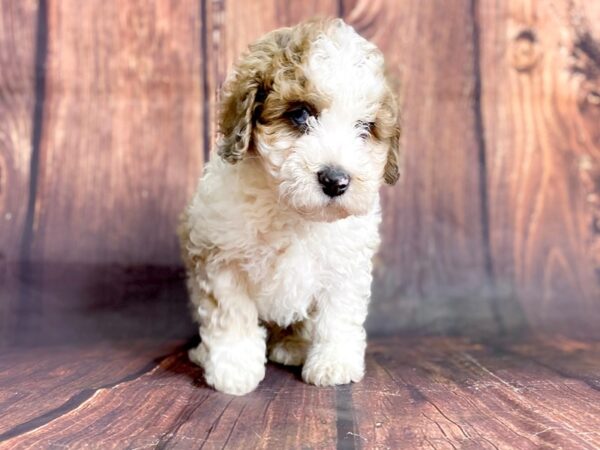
[302,346,364,387]
[198,338,266,396]
[207,361,265,396]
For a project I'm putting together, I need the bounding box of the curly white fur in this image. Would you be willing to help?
[180,19,399,395]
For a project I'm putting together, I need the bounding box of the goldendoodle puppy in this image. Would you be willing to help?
[179,18,400,395]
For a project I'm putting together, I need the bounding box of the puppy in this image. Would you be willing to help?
[179,18,400,395]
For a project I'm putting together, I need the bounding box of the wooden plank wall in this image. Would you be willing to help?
[479,0,600,338]
[361,0,500,336]
[0,0,39,341]
[0,0,599,343]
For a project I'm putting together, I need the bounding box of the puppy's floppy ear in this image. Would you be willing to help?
[217,69,263,164]
[217,28,293,164]
[383,125,401,185]
[379,86,402,185]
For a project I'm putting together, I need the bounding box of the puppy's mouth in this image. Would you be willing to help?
[324,202,352,221]
[292,197,353,222]
[325,196,349,211]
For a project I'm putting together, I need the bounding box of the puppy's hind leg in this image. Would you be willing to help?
[267,321,311,366]
[189,268,266,396]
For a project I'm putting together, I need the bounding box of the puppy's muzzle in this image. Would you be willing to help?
[317,166,350,197]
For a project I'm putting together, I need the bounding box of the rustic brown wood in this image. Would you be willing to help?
[479,0,600,338]
[0,0,39,260]
[500,336,600,391]
[1,0,598,343]
[354,338,600,449]
[9,0,206,343]
[2,337,600,448]
[30,0,204,267]
[0,343,338,449]
[0,341,180,435]
[341,0,520,336]
[0,0,39,343]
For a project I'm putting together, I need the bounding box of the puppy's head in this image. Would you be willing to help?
[218,19,400,221]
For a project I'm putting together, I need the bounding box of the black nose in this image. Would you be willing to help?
[317,166,350,197]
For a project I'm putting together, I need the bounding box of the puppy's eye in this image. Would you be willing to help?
[356,120,375,139]
[286,106,312,130]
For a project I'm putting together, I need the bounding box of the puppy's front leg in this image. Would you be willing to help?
[188,269,266,395]
[302,287,369,387]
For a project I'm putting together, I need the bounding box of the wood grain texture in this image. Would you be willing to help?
[10,0,206,343]
[0,0,40,343]
[0,0,38,260]
[0,341,180,437]
[341,0,522,336]
[2,337,600,448]
[30,0,204,267]
[479,0,600,338]
[0,343,337,449]
[2,0,599,343]
[351,337,600,449]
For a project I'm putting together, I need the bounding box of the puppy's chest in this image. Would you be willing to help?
[243,229,344,326]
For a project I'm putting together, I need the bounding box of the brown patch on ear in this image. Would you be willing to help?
[217,20,332,163]
[376,86,401,185]
[217,75,261,164]
[216,27,290,164]
[384,125,401,185]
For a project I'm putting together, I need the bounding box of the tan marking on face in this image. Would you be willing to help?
[217,20,331,162]
[217,18,401,185]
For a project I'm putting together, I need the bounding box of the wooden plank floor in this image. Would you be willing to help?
[1,336,600,449]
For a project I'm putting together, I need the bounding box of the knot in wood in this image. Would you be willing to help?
[511,29,542,72]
